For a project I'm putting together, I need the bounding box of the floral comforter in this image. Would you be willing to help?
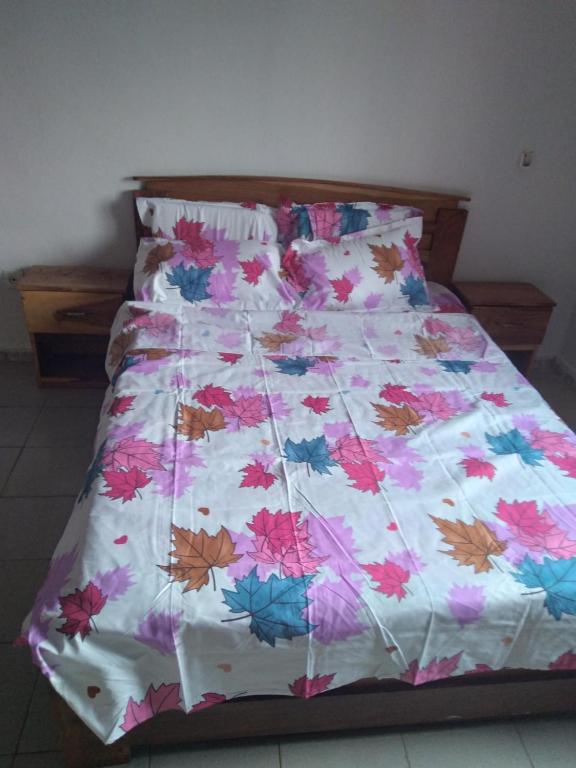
[22,303,576,743]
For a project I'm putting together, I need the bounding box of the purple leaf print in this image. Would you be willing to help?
[447,585,486,628]
[513,414,539,434]
[308,579,368,644]
[474,361,499,373]
[364,293,382,310]
[324,422,352,441]
[250,450,276,469]
[108,421,147,443]
[350,374,370,388]
[388,549,425,574]
[31,549,77,617]
[135,611,183,655]
[545,504,576,540]
[93,565,135,602]
[307,515,360,580]
[216,331,243,349]
[208,270,236,305]
[344,267,363,286]
[26,620,55,677]
[267,393,292,420]
[386,462,423,490]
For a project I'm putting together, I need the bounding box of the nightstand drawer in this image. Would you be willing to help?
[21,291,123,335]
[473,306,552,348]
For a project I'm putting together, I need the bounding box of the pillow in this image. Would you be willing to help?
[134,238,297,310]
[281,216,429,311]
[427,282,467,313]
[136,197,278,243]
[277,199,419,246]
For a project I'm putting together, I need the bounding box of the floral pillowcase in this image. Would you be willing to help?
[134,238,296,310]
[281,216,429,311]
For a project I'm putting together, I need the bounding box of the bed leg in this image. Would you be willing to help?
[52,692,131,768]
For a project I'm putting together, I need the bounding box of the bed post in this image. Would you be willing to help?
[52,692,131,768]
[428,207,468,286]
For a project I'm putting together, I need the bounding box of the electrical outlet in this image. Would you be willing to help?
[519,150,534,168]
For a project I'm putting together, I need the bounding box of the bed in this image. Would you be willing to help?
[21,176,576,768]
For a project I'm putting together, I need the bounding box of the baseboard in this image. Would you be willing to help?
[0,348,33,362]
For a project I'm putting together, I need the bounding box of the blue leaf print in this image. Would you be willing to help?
[273,357,316,376]
[284,435,338,475]
[486,428,544,466]
[513,556,576,620]
[111,354,141,386]
[337,204,369,236]
[221,567,315,647]
[400,275,428,307]
[167,263,213,303]
[438,360,474,374]
[293,205,313,239]
[78,441,107,502]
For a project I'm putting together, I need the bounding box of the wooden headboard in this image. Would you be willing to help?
[132,175,469,285]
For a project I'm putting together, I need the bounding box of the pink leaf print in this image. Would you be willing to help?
[108,396,136,417]
[413,391,455,421]
[121,683,182,732]
[307,579,368,644]
[134,611,182,655]
[341,461,385,494]
[101,467,151,503]
[239,461,276,490]
[247,508,308,554]
[307,515,360,580]
[400,652,463,685]
[93,565,135,601]
[330,435,384,464]
[548,454,576,478]
[364,292,382,310]
[423,317,452,336]
[172,218,205,248]
[530,428,576,458]
[194,384,234,408]
[105,438,165,472]
[350,374,370,388]
[379,383,419,406]
[290,673,335,698]
[309,203,341,241]
[302,395,331,414]
[549,651,576,671]
[274,311,305,335]
[330,275,354,303]
[481,392,510,407]
[190,692,227,712]
[496,499,553,539]
[57,582,107,639]
[459,457,496,481]
[362,560,410,600]
[447,584,486,627]
[219,352,242,365]
[240,258,265,286]
[222,395,268,430]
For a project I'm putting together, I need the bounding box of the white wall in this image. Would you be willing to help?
[1,0,575,357]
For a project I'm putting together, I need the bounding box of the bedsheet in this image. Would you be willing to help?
[22,303,576,743]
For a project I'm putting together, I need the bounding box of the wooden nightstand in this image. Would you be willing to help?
[16,266,131,387]
[452,281,556,374]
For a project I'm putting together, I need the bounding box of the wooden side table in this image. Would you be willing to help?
[16,266,131,387]
[452,281,556,375]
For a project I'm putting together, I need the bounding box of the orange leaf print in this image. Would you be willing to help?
[369,243,404,283]
[430,515,507,573]
[372,403,422,435]
[176,404,225,441]
[256,332,299,352]
[159,525,241,592]
[414,335,451,359]
[130,348,172,361]
[143,242,174,275]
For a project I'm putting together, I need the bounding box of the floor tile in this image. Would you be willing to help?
[0,363,45,407]
[26,408,100,448]
[0,447,20,492]
[0,407,40,446]
[0,497,73,559]
[0,559,49,642]
[18,676,60,754]
[44,388,105,408]
[403,722,532,768]
[150,742,279,767]
[2,446,93,497]
[12,754,64,767]
[516,715,576,767]
[0,643,37,755]
[281,731,408,767]
[0,756,12,768]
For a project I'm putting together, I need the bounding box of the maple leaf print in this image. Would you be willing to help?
[134,610,183,655]
[160,525,241,592]
[193,384,234,409]
[401,275,429,307]
[247,508,309,553]
[289,673,335,698]
[108,395,136,417]
[549,454,576,478]
[222,395,268,430]
[430,515,507,573]
[166,263,213,303]
[481,392,510,407]
[302,395,331,414]
[190,692,227,712]
[372,403,422,435]
[330,275,354,303]
[172,218,205,247]
[330,436,384,464]
[101,467,151,503]
[486,429,544,466]
[307,578,368,643]
[447,584,486,627]
[284,436,338,475]
[256,332,299,352]
[273,357,317,376]
[121,683,182,733]
[413,392,456,422]
[369,243,404,283]
[379,383,420,406]
[105,438,165,472]
[274,310,305,335]
[459,457,496,481]
[414,334,451,359]
[239,258,265,285]
[549,651,576,670]
[176,404,225,441]
[400,653,462,685]
[337,204,369,236]
[93,565,135,601]
[239,461,276,490]
[362,560,411,600]
[513,556,576,620]
[57,582,107,639]
[341,461,385,494]
[219,352,243,365]
[143,242,174,275]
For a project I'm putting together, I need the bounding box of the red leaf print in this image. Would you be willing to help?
[108,396,136,417]
[274,311,305,335]
[495,499,553,538]
[219,352,243,365]
[191,692,227,712]
[481,392,510,407]
[379,383,419,406]
[105,438,165,472]
[101,467,151,503]
[239,258,265,286]
[341,461,385,494]
[400,652,463,685]
[247,508,308,554]
[362,560,410,600]
[121,683,182,732]
[289,673,335,698]
[549,651,576,670]
[222,395,268,428]
[302,395,331,414]
[530,429,576,458]
[459,457,496,481]
[548,453,576,478]
[330,275,354,303]
[194,384,234,408]
[58,582,107,639]
[239,461,276,490]
[172,218,206,250]
[330,435,384,464]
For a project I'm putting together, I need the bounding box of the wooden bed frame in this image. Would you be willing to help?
[53,176,576,768]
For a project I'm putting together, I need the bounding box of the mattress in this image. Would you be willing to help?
[21,300,576,743]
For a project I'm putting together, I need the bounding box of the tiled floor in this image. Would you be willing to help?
[0,360,575,768]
